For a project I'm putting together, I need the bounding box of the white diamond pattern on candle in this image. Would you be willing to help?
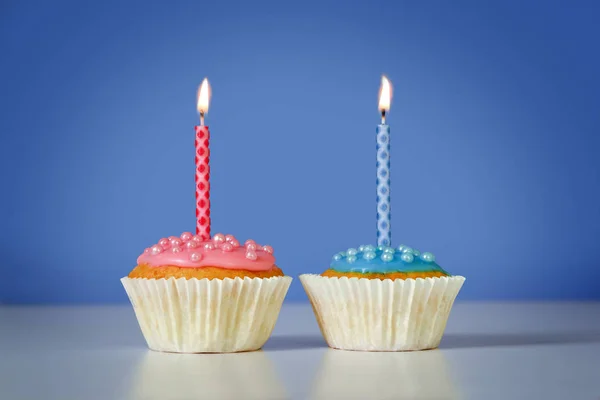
[376,124,391,246]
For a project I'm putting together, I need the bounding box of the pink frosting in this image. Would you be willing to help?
[137,233,276,272]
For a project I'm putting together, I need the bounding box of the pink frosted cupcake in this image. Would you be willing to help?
[121,232,292,353]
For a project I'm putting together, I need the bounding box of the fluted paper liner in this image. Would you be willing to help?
[121,276,292,353]
[300,274,465,351]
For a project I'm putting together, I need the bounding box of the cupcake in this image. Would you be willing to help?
[121,232,292,353]
[300,245,464,351]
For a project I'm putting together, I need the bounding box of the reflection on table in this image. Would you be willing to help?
[130,350,289,400]
[310,349,461,400]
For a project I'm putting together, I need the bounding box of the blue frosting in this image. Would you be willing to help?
[330,245,449,274]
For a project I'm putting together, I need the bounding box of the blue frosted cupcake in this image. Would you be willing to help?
[300,245,465,351]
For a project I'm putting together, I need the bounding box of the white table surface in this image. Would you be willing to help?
[1,302,599,400]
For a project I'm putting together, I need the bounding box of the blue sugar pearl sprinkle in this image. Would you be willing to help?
[347,255,357,264]
[383,247,395,254]
[412,249,421,256]
[363,245,376,253]
[347,248,358,256]
[401,253,414,263]
[333,254,343,261]
[402,247,413,254]
[363,251,376,261]
[381,253,394,262]
[421,252,435,262]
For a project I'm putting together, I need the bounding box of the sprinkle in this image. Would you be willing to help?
[222,243,233,252]
[225,234,236,243]
[185,240,198,249]
[180,232,193,242]
[212,233,225,244]
[381,253,394,262]
[421,252,435,262]
[150,245,162,255]
[401,253,414,263]
[363,251,376,261]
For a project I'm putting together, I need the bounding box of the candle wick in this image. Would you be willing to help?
[381,110,386,125]
[200,111,205,126]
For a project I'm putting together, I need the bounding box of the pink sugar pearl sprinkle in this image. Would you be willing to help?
[150,245,162,255]
[186,241,199,249]
[180,232,193,242]
[225,234,236,243]
[221,243,233,252]
[213,233,225,244]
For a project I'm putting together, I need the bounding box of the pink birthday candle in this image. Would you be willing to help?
[195,78,211,240]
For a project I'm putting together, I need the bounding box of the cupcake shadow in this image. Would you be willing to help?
[129,350,289,400]
[309,348,462,400]
[263,335,327,351]
[441,331,600,349]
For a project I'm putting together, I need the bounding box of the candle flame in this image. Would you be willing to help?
[378,75,392,112]
[197,78,211,115]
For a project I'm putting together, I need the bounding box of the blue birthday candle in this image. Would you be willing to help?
[376,76,392,247]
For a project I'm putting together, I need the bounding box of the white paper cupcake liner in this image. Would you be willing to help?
[300,274,465,351]
[121,275,292,353]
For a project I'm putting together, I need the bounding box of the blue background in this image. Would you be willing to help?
[1,0,599,304]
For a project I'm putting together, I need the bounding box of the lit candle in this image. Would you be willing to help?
[376,76,392,246]
[195,78,211,240]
